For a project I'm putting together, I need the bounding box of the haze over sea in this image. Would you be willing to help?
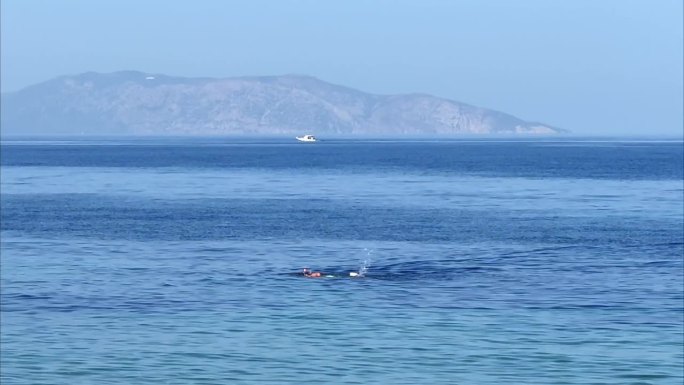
[1,137,682,384]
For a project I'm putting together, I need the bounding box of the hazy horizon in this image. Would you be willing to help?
[2,0,682,136]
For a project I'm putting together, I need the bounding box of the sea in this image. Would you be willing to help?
[1,137,683,385]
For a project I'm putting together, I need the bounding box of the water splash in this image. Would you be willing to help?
[356,249,374,277]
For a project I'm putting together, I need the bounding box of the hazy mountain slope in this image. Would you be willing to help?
[1,71,564,135]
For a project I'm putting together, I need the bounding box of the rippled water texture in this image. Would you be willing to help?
[2,138,683,384]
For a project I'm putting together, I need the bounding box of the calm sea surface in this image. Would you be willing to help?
[1,138,683,384]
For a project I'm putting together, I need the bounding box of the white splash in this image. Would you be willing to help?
[356,249,373,277]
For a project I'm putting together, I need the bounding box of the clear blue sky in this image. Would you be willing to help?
[2,0,682,135]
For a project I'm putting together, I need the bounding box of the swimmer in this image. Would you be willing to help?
[302,268,323,278]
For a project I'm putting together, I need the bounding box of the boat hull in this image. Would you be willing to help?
[296,135,317,142]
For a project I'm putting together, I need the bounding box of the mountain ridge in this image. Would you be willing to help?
[1,71,567,136]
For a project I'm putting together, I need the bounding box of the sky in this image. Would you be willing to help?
[1,0,682,136]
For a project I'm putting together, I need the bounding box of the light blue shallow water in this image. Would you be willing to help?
[1,139,683,384]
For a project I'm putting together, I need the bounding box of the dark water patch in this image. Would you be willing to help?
[2,141,682,180]
[2,194,680,246]
[1,293,237,314]
[4,293,53,301]
[363,260,504,281]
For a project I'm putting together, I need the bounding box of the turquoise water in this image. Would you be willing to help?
[2,138,683,384]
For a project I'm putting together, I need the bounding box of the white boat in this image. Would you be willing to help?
[296,134,317,142]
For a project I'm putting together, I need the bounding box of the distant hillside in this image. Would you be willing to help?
[1,71,566,136]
